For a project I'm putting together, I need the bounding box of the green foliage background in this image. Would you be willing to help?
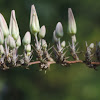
[0,0,100,100]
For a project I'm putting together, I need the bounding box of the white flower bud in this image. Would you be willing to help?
[0,13,9,38]
[30,4,40,35]
[0,45,5,54]
[0,28,4,45]
[68,8,77,36]
[41,39,47,49]
[89,43,94,49]
[39,25,46,38]
[72,35,76,43]
[55,22,63,38]
[61,41,66,48]
[16,36,21,47]
[22,31,31,45]
[7,35,16,49]
[9,10,19,40]
[25,44,31,52]
[53,30,58,42]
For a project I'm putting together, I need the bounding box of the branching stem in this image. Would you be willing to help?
[29,60,100,66]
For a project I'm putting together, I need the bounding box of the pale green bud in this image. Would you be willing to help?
[89,43,94,49]
[68,8,77,36]
[61,41,66,48]
[41,39,47,49]
[0,13,9,38]
[7,35,16,49]
[30,4,40,35]
[22,31,31,45]
[27,52,31,56]
[16,36,21,47]
[55,22,63,38]
[0,45,5,54]
[39,25,46,38]
[72,35,76,43]
[25,44,31,52]
[0,28,4,45]
[6,35,10,46]
[9,10,19,40]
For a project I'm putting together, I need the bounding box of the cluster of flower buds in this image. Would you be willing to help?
[22,31,32,64]
[53,22,65,52]
[53,22,66,52]
[29,5,53,70]
[0,4,54,70]
[0,10,22,69]
[83,41,100,70]
[67,8,79,60]
[53,22,68,66]
[85,42,95,68]
[52,8,78,66]
[0,4,100,71]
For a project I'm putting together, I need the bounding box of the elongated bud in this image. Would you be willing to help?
[16,36,21,47]
[61,41,66,48]
[0,13,9,38]
[68,8,77,36]
[72,35,76,43]
[55,22,63,38]
[30,4,40,35]
[53,30,58,42]
[39,25,46,38]
[22,31,31,45]
[7,35,16,49]
[0,28,4,45]
[25,44,31,52]
[41,39,47,49]
[89,43,94,49]
[9,10,19,40]
[0,45,5,54]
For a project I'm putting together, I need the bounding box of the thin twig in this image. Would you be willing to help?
[29,60,82,65]
[29,60,100,66]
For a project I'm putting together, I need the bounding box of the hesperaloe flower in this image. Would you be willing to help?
[39,25,46,38]
[0,13,9,38]
[9,10,19,40]
[22,31,31,45]
[0,45,5,55]
[68,8,77,36]
[61,41,66,48]
[16,36,21,48]
[0,28,4,45]
[30,4,40,36]
[89,43,94,49]
[55,22,63,38]
[41,39,47,49]
[7,35,16,49]
[53,30,58,43]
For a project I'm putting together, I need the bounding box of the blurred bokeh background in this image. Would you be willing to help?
[0,0,100,100]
